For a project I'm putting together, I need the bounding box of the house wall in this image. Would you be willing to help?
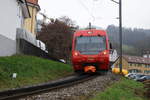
[0,0,25,56]
[113,57,150,75]
[24,5,38,35]
[113,58,129,70]
[0,0,24,40]
[0,34,16,56]
[128,63,150,75]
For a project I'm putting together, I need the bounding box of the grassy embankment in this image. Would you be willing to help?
[91,77,147,100]
[0,55,73,91]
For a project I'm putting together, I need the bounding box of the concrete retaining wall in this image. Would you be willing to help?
[0,34,16,56]
[17,39,60,62]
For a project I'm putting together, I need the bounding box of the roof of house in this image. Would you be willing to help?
[26,0,38,5]
[26,0,40,11]
[123,55,150,64]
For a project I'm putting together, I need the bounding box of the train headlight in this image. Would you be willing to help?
[74,51,79,56]
[75,52,78,56]
[88,31,93,34]
[103,51,107,55]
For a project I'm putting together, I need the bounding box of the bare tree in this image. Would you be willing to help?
[37,16,77,62]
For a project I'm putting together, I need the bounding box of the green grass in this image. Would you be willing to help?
[0,55,73,91]
[90,77,147,100]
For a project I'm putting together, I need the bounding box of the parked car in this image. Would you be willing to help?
[125,73,137,79]
[133,74,145,81]
[136,75,150,82]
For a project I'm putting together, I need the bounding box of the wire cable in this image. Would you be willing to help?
[77,0,95,23]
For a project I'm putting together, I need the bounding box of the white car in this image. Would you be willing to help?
[133,74,145,81]
[125,73,137,79]
[136,75,150,82]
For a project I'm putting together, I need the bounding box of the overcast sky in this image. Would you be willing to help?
[38,0,150,29]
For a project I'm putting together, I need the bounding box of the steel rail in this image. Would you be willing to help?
[0,74,97,100]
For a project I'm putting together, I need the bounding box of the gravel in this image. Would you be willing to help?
[20,72,120,100]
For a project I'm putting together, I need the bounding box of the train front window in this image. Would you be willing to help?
[75,36,106,54]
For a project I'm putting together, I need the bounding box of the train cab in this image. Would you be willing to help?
[71,29,110,73]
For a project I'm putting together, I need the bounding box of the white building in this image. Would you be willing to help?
[0,0,30,56]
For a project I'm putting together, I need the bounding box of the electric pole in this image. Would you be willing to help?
[111,0,122,73]
[89,22,92,29]
[119,0,122,73]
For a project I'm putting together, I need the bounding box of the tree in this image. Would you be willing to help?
[107,25,150,56]
[37,16,77,61]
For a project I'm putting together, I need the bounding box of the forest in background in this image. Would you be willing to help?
[107,25,150,56]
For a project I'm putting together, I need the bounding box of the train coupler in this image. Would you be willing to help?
[84,66,96,73]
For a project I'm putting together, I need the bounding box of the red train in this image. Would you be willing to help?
[71,29,110,73]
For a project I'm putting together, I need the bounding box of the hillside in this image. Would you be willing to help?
[122,44,137,55]
[0,55,73,91]
[107,25,150,56]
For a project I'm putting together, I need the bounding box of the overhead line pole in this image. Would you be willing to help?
[119,0,122,74]
[111,0,122,73]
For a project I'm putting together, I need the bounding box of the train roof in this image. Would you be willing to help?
[74,29,107,37]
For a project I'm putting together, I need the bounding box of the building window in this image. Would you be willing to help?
[144,70,150,74]
[145,64,150,68]
[129,69,142,73]
[129,63,132,66]
[145,64,148,68]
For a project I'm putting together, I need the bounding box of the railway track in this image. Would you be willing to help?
[0,74,97,100]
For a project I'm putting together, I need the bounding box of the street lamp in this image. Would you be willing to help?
[111,0,122,73]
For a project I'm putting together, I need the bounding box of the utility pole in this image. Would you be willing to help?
[111,0,122,73]
[89,22,92,29]
[119,0,122,73]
